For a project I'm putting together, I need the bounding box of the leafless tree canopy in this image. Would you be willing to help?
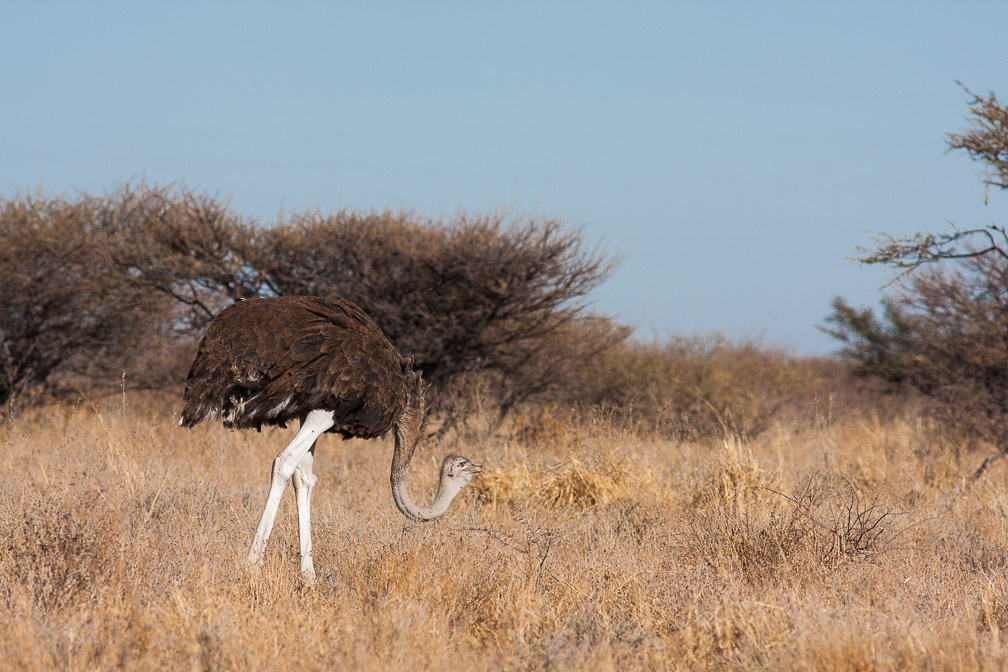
[106,186,266,330]
[1,184,622,419]
[0,193,173,414]
[261,210,623,415]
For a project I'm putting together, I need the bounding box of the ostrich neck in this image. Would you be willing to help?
[389,389,455,522]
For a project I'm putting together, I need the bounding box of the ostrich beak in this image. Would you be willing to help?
[464,462,483,475]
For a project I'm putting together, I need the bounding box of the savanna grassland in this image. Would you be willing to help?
[8,87,1008,671]
[2,389,1008,672]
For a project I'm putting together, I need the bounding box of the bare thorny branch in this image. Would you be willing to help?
[856,84,1008,276]
[465,514,557,588]
[761,475,901,564]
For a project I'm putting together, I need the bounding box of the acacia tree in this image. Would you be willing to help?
[106,186,623,420]
[0,193,169,416]
[826,84,1008,479]
[2,183,622,422]
[261,210,623,417]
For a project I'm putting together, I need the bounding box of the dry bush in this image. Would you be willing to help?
[258,209,624,418]
[104,185,625,419]
[680,436,901,586]
[0,492,118,615]
[828,264,1008,481]
[106,183,266,329]
[474,454,651,512]
[566,334,853,440]
[2,184,624,422]
[0,191,174,415]
[477,406,658,511]
[684,472,902,586]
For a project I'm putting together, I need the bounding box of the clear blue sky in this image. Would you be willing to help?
[3,1,1006,354]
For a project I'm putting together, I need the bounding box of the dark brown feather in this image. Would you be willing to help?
[180,296,413,438]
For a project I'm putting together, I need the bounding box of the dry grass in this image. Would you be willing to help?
[2,394,1008,670]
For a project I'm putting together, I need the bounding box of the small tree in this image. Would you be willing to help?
[0,192,168,416]
[826,84,1008,478]
[107,188,623,421]
[2,184,623,421]
[262,210,621,418]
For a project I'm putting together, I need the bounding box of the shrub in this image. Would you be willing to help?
[564,334,843,439]
[259,209,623,416]
[0,192,173,416]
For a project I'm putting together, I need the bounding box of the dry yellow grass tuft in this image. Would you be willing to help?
[1,395,1007,670]
[475,454,653,510]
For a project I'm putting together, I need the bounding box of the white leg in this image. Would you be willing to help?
[291,444,318,583]
[246,409,334,567]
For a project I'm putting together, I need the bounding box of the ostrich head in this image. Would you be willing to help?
[439,454,483,496]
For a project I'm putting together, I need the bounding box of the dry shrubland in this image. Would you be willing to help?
[2,389,1007,671]
[7,86,1008,669]
[563,335,862,440]
[4,187,1003,667]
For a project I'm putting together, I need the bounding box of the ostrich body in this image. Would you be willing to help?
[179,295,481,581]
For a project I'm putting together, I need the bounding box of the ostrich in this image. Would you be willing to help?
[179,295,482,582]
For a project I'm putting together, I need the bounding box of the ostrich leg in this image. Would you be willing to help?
[247,409,334,566]
[291,444,318,583]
